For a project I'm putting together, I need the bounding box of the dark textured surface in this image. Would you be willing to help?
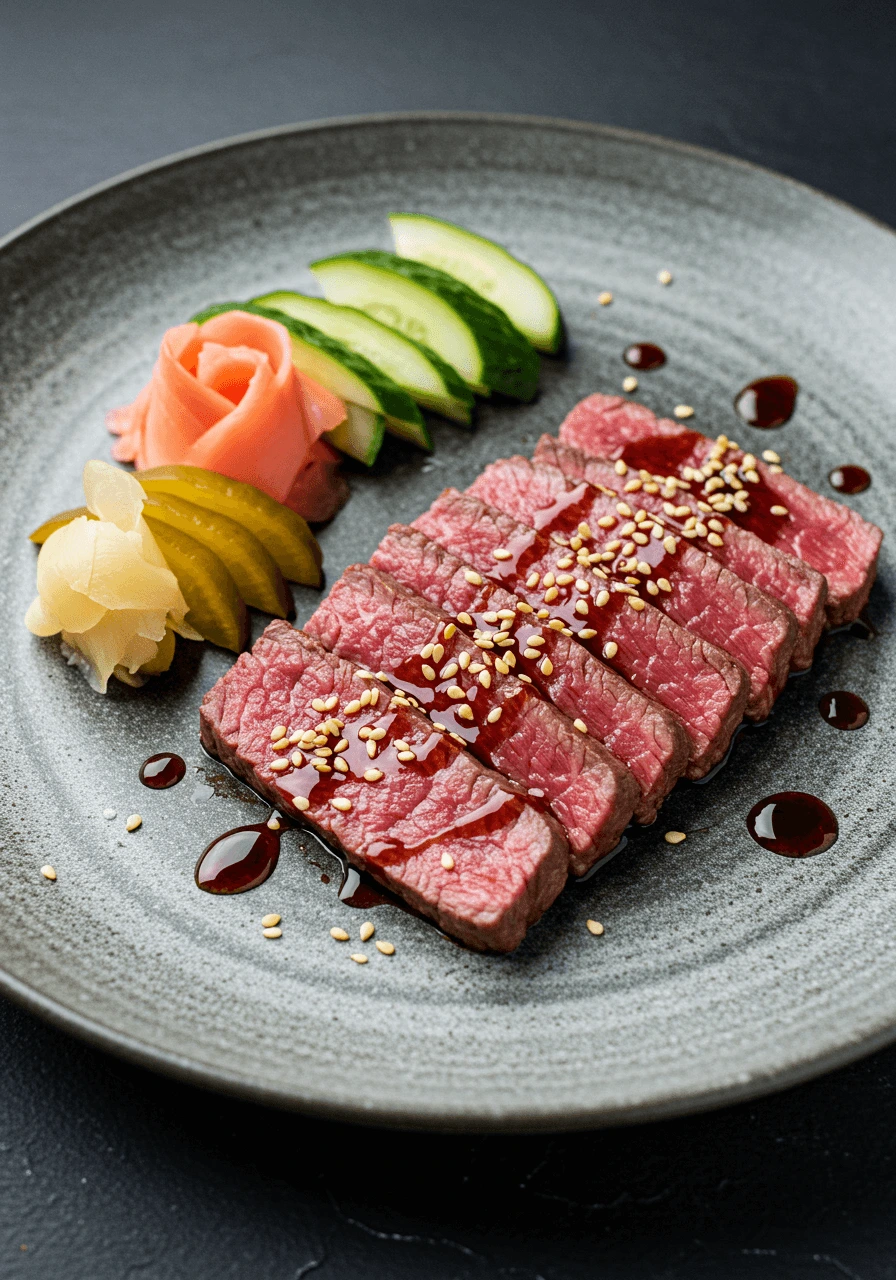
[2,1,896,1276]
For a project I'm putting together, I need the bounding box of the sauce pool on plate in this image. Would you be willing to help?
[734,376,798,428]
[829,465,871,494]
[818,691,869,731]
[746,791,838,857]
[139,753,187,789]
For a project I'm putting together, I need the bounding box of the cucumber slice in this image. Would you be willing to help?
[325,402,386,467]
[253,291,474,425]
[192,301,430,453]
[389,213,563,355]
[309,252,540,401]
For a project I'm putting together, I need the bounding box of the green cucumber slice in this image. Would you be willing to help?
[253,291,473,425]
[325,402,385,467]
[389,213,563,354]
[191,302,430,454]
[309,251,540,401]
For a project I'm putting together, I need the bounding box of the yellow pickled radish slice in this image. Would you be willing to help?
[148,523,248,652]
[137,465,322,586]
[30,507,92,544]
[141,491,292,618]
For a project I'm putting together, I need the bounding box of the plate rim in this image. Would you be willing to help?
[2,110,894,1131]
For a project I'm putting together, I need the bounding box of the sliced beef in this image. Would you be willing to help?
[468,455,796,720]
[560,393,882,627]
[305,564,638,874]
[372,524,689,824]
[200,620,568,952]
[415,489,749,779]
[535,435,827,670]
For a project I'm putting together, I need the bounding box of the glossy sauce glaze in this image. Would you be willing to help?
[139,752,187,789]
[623,342,666,371]
[818,690,869,731]
[734,376,798,428]
[195,820,281,893]
[829,465,871,495]
[746,791,838,857]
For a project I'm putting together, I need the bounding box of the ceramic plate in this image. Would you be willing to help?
[1,114,893,1130]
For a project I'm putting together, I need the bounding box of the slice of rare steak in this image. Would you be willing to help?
[535,434,827,670]
[306,564,638,874]
[414,489,749,779]
[200,621,568,952]
[468,454,796,720]
[372,524,689,824]
[559,393,882,627]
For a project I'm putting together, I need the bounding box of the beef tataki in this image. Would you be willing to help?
[372,524,689,823]
[306,564,638,873]
[200,621,568,951]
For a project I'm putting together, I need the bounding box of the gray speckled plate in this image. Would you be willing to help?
[0,114,894,1131]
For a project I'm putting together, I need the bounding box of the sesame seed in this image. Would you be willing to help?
[294,796,310,811]
[444,622,457,640]
[770,505,789,517]
[456,652,471,672]
[395,738,410,751]
[344,699,362,715]
[475,638,494,649]
[574,599,590,616]
[313,747,332,758]
[366,741,378,759]
[369,727,385,740]
[271,738,291,751]
[267,815,282,831]
[457,705,475,721]
[487,707,503,724]
[270,725,287,741]
[662,536,677,555]
[516,601,533,613]
[331,927,350,941]
[523,647,540,659]
[432,644,445,662]
[579,628,597,639]
[330,798,352,813]
[707,532,724,547]
[493,548,512,561]
[518,673,532,683]
[673,405,694,419]
[262,913,281,927]
[364,768,383,782]
[537,609,550,618]
[495,658,510,675]
[465,569,482,585]
[421,642,434,660]
[664,830,686,844]
[657,577,672,592]
[334,758,349,773]
[360,690,373,708]
[478,670,492,688]
[603,641,618,659]
[357,671,375,680]
[40,865,56,881]
[421,664,436,681]
[573,718,587,733]
[360,921,375,942]
[598,290,613,305]
[657,268,673,285]
[622,375,638,393]
[586,919,605,936]
[762,449,781,464]
[312,762,332,773]
[446,686,465,700]
[397,750,417,761]
[483,611,499,624]
[441,853,456,870]
[646,580,659,595]
[541,657,554,675]
[627,597,646,611]
[125,814,143,832]
[623,479,642,493]
[457,612,473,626]
[312,698,328,713]
[262,926,282,939]
[350,953,368,965]
[614,460,628,477]
[376,941,395,955]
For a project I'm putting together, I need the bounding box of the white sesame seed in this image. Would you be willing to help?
[262,913,281,927]
[540,657,554,675]
[441,853,456,870]
[421,664,436,681]
[360,921,375,942]
[495,658,510,675]
[266,815,282,831]
[262,926,282,939]
[579,628,597,639]
[627,597,646,612]
[493,549,512,561]
[364,768,383,782]
[312,761,332,773]
[762,449,781,464]
[344,699,362,715]
[397,750,417,761]
[294,796,310,811]
[664,830,686,844]
[478,670,492,688]
[370,727,386,740]
[271,738,291,752]
[771,505,789,517]
[523,647,540,659]
[40,865,56,881]
[614,460,628,477]
[376,940,395,955]
[673,405,694,419]
[444,622,457,640]
[331,927,349,941]
[657,577,672,592]
[311,698,327,713]
[432,644,445,662]
[464,570,482,585]
[603,641,618,659]
[657,268,673,285]
[270,724,287,741]
[573,718,588,733]
[516,601,533,613]
[334,758,349,773]
[707,532,724,547]
[574,600,590,616]
[350,953,368,965]
[366,741,378,759]
[646,580,659,595]
[421,642,434,660]
[622,375,638,393]
[330,798,352,812]
[487,707,503,724]
[126,815,142,831]
[598,290,613,305]
[586,919,605,936]
[457,705,475,721]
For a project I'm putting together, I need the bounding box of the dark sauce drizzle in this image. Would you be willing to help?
[746,791,838,857]
[139,753,186,789]
[734,376,798,428]
[623,343,666,371]
[196,820,281,893]
[829,465,870,495]
[818,691,869,731]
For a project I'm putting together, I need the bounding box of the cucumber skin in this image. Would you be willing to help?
[390,213,565,355]
[309,252,541,401]
[254,290,475,426]
[327,403,386,467]
[191,301,426,434]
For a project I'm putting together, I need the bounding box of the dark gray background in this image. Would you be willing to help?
[2,1,895,1276]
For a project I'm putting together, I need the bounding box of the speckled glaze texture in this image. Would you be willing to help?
[0,115,893,1131]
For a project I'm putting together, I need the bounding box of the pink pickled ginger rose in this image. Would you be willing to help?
[108,310,349,521]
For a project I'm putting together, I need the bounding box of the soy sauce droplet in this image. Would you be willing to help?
[734,376,798,429]
[624,343,666,371]
[195,822,281,894]
[746,791,838,857]
[139,753,187,789]
[818,691,869,731]
[829,465,870,495]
